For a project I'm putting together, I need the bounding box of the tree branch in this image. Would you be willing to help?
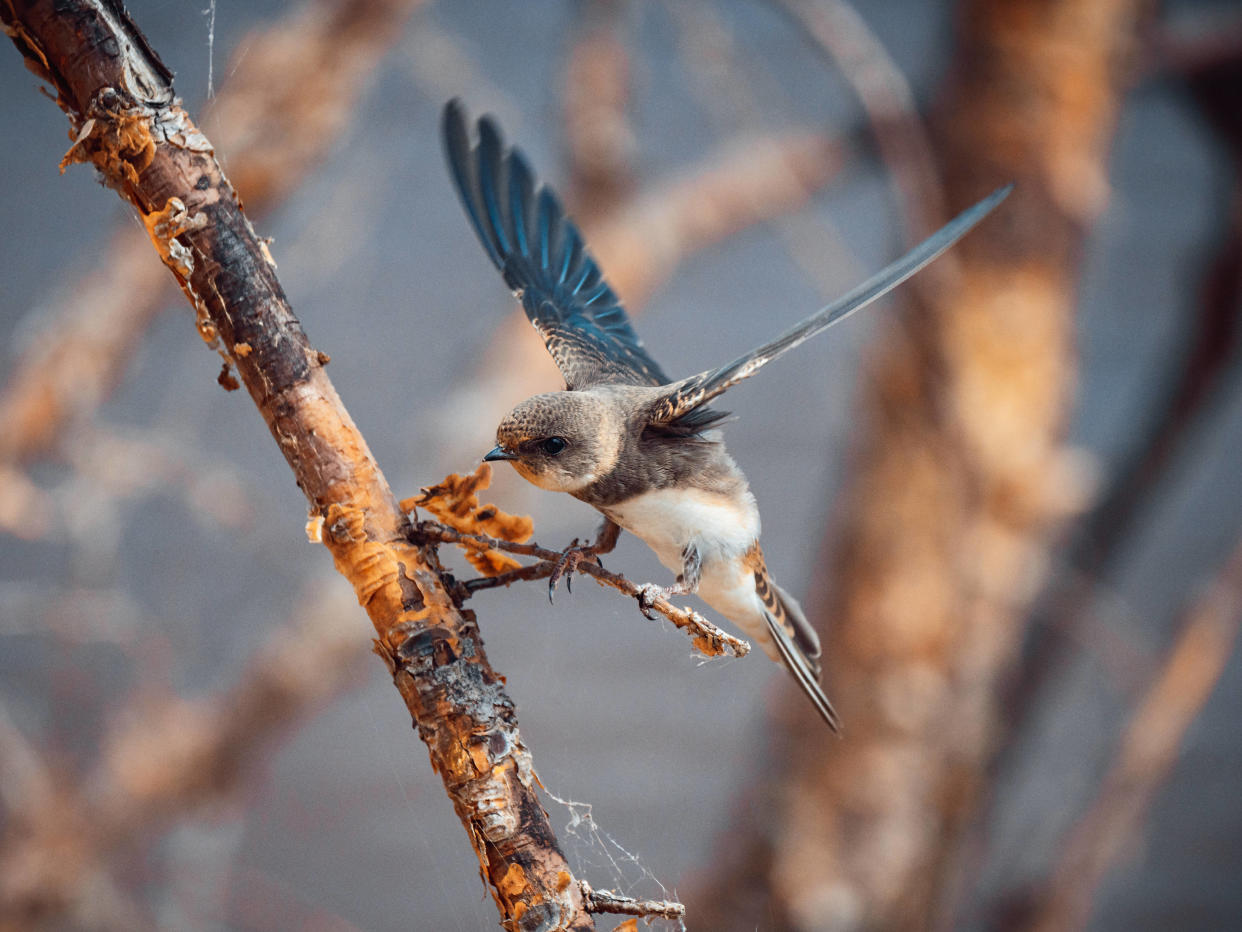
[579,880,686,921]
[0,2,592,927]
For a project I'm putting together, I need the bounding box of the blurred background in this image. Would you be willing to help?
[2,0,1241,929]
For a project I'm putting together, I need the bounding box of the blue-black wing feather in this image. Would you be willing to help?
[442,100,670,389]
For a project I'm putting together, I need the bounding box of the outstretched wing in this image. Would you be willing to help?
[442,100,669,389]
[648,184,1013,425]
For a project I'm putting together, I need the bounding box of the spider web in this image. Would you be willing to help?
[542,784,687,931]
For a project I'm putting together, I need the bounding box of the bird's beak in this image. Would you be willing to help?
[483,445,517,462]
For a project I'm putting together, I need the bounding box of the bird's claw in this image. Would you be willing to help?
[547,539,600,604]
[635,583,667,620]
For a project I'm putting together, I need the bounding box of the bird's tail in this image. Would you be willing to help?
[746,544,842,733]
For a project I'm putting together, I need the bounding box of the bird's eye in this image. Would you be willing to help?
[541,437,567,456]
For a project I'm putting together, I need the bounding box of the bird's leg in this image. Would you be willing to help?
[637,543,701,620]
[548,518,622,602]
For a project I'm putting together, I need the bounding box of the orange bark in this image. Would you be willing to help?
[1,1,590,927]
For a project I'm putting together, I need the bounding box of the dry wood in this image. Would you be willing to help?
[415,519,751,659]
[579,881,686,921]
[0,2,595,927]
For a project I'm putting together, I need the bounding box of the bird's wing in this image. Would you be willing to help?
[442,100,669,390]
[647,184,1012,425]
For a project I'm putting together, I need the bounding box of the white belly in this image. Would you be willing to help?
[603,487,759,571]
[604,487,782,661]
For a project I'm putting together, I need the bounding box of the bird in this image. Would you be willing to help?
[441,99,1010,731]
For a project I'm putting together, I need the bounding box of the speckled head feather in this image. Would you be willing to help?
[493,392,622,493]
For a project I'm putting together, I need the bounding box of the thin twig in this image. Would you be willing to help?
[461,560,560,594]
[580,880,686,921]
[413,520,751,659]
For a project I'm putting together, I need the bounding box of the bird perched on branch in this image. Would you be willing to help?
[442,99,1009,731]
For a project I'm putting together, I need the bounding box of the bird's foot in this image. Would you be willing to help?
[635,583,668,620]
[547,539,603,603]
[635,580,696,620]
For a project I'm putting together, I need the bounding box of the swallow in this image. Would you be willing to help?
[442,99,1010,731]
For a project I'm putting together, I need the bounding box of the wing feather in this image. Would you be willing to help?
[443,100,669,389]
[649,184,1013,424]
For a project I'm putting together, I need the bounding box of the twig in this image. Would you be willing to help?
[460,560,559,594]
[0,3,592,928]
[579,880,686,921]
[414,521,751,659]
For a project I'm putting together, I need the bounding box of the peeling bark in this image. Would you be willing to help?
[0,1,592,928]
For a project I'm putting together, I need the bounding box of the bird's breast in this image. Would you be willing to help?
[602,486,760,573]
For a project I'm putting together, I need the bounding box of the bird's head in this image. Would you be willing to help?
[484,392,620,493]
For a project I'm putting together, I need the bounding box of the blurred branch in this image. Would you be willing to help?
[1014,542,1242,932]
[0,0,424,478]
[0,586,367,925]
[0,704,55,818]
[1147,7,1242,78]
[1076,20,1242,594]
[998,15,1242,768]
[0,2,593,928]
[687,1,1143,928]
[563,0,635,222]
[769,0,945,243]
